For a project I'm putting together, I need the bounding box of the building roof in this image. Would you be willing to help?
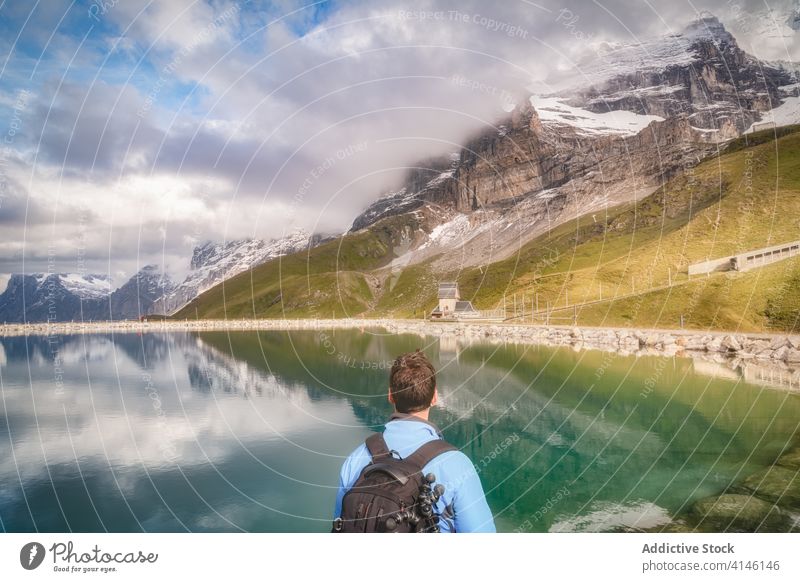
[438,282,460,299]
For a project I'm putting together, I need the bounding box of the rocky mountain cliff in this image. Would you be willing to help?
[348,16,799,273]
[560,16,797,137]
[105,266,175,320]
[350,92,718,270]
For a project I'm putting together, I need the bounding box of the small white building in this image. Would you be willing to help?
[430,282,477,319]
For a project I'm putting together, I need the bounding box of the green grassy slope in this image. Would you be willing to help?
[179,127,800,332]
[174,212,422,319]
[445,126,800,332]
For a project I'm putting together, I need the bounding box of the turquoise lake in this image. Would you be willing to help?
[1,329,799,532]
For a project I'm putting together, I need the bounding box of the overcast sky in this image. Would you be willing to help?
[1,0,798,286]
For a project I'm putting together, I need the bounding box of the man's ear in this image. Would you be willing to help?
[387,389,394,405]
[431,388,438,406]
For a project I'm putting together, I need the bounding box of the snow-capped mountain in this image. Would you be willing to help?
[161,230,313,314]
[57,273,113,300]
[350,157,460,231]
[350,188,423,232]
[0,274,103,323]
[553,15,797,138]
[0,230,322,322]
[0,269,172,323]
[349,15,800,272]
[553,15,737,91]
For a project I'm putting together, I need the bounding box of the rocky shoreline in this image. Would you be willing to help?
[384,321,800,364]
[2,318,799,363]
[384,321,800,393]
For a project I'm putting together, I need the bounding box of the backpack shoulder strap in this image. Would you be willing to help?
[403,439,458,471]
[365,433,391,461]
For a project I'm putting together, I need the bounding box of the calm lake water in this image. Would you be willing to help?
[1,329,799,532]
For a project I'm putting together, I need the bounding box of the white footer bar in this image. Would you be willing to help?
[1,533,797,581]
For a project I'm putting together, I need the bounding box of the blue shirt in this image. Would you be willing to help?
[335,415,496,533]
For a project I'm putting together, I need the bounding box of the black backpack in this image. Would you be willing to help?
[333,433,457,533]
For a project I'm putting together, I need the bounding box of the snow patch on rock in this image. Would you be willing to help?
[745,95,800,132]
[420,213,496,251]
[51,274,113,300]
[531,96,664,136]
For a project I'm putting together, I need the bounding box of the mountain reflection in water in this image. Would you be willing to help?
[1,329,799,532]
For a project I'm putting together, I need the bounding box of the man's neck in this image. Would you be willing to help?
[389,410,442,437]
[399,409,429,421]
[410,410,430,421]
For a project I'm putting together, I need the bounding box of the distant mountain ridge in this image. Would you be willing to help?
[0,267,173,323]
[0,230,320,322]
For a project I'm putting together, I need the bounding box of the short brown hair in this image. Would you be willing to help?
[389,350,437,413]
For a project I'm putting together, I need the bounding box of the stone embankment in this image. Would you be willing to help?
[2,319,799,365]
[382,321,800,365]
